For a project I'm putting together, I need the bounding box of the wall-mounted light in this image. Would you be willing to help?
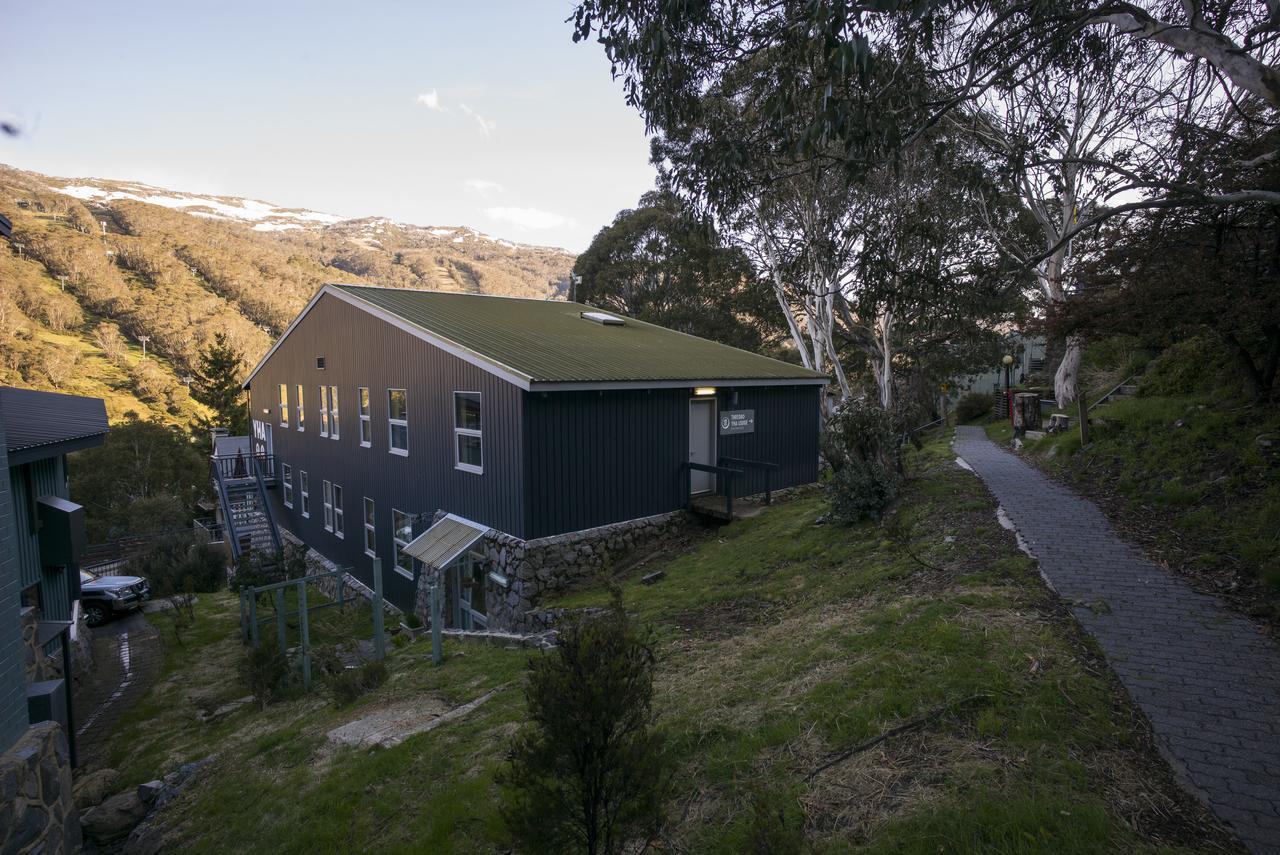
[694,387,717,397]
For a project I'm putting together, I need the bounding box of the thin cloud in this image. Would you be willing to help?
[465,179,504,198]
[415,90,444,111]
[459,103,496,138]
[484,206,572,231]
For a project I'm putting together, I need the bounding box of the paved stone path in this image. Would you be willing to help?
[954,426,1280,853]
[74,610,161,767]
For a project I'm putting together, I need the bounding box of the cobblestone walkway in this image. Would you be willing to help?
[954,426,1280,853]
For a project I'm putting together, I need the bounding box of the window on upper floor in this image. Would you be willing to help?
[296,385,306,431]
[333,483,344,538]
[388,388,408,456]
[282,463,294,508]
[278,384,289,428]
[454,391,482,474]
[300,470,310,517]
[329,386,340,440]
[319,386,330,437]
[358,387,371,447]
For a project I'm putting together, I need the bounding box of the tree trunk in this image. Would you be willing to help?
[1054,336,1083,408]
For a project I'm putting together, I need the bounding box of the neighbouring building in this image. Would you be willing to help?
[233,284,826,630]
[0,386,106,852]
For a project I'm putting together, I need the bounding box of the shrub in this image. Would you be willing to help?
[822,399,901,524]
[955,392,994,424]
[1140,335,1236,398]
[128,533,226,595]
[327,658,389,707]
[500,591,668,854]
[240,643,291,709]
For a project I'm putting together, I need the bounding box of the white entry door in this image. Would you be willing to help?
[688,399,716,495]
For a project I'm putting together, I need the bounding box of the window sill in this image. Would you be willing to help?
[335,532,344,540]
[360,442,371,449]
[302,512,310,519]
[391,565,414,580]
[389,448,409,458]
[364,549,377,558]
[454,463,483,475]
[283,503,293,510]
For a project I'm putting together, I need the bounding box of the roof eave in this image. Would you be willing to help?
[526,377,829,392]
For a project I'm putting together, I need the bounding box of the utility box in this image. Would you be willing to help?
[27,678,68,732]
[36,495,86,567]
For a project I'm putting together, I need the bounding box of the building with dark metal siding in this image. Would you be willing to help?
[244,285,826,614]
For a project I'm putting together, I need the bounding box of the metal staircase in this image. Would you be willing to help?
[211,453,281,562]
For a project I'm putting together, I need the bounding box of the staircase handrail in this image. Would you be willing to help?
[1087,373,1140,413]
[252,455,283,554]
[210,456,244,560]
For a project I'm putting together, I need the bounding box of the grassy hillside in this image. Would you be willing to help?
[0,165,574,424]
[97,435,1227,853]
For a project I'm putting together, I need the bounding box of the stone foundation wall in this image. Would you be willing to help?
[279,528,402,615]
[0,721,81,854]
[20,607,58,683]
[414,511,689,632]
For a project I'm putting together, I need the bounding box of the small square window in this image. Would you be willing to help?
[316,357,326,369]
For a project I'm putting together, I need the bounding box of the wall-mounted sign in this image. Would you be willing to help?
[719,409,755,435]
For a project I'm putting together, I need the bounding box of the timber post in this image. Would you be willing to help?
[372,557,386,661]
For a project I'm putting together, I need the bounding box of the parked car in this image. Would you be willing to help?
[79,570,151,627]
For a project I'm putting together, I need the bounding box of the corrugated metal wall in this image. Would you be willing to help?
[0,419,30,748]
[10,458,72,621]
[248,293,526,607]
[716,385,822,496]
[523,388,689,537]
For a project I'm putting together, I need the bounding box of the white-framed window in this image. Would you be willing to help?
[299,470,310,517]
[363,497,376,557]
[333,483,344,538]
[454,391,482,473]
[329,386,340,440]
[282,463,293,508]
[322,480,333,532]
[388,388,408,456]
[392,508,413,578]
[278,384,289,428]
[319,385,330,437]
[296,384,305,431]
[358,387,371,447]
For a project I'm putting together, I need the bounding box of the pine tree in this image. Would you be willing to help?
[192,332,248,435]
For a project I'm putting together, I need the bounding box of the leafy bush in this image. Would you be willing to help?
[1140,336,1235,398]
[327,658,388,707]
[239,643,291,709]
[822,399,902,524]
[500,591,669,854]
[955,392,994,424]
[230,542,311,593]
[128,533,226,595]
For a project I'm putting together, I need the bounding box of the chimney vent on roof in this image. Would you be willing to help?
[581,311,624,326]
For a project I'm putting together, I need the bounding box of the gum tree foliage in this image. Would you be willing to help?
[69,415,207,541]
[572,0,1280,406]
[500,593,668,855]
[192,331,248,436]
[572,190,782,352]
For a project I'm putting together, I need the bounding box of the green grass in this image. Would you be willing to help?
[1018,395,1280,614]
[100,435,1224,853]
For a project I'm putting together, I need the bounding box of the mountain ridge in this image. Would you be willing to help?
[0,164,576,424]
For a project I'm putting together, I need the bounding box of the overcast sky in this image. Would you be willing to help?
[0,1,656,252]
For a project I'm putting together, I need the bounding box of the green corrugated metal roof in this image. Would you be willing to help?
[331,284,826,387]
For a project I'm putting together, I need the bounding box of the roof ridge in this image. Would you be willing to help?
[330,282,581,307]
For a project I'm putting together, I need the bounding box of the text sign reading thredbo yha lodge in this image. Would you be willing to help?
[719,410,755,435]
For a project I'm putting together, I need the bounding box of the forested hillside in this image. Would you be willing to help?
[0,165,574,424]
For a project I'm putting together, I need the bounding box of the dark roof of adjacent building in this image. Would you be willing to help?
[247,284,827,391]
[0,387,109,464]
[0,213,11,240]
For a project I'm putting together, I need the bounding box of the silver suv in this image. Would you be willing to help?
[79,570,151,627]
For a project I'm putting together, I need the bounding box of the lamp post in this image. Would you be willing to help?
[1002,354,1014,421]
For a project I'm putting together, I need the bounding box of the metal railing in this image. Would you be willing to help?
[684,461,744,519]
[193,517,225,544]
[718,456,779,505]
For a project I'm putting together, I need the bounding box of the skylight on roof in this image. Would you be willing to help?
[580,311,625,326]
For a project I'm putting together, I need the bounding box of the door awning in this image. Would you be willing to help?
[402,515,490,569]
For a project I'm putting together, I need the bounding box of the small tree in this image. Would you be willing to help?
[192,331,248,435]
[500,593,668,854]
[822,398,902,524]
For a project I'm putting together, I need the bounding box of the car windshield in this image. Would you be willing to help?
[79,571,96,584]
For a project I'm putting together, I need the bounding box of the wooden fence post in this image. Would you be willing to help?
[298,579,311,691]
[372,558,385,661]
[248,591,259,648]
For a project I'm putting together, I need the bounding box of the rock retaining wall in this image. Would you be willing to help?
[0,721,80,853]
[279,528,402,615]
[414,511,689,632]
